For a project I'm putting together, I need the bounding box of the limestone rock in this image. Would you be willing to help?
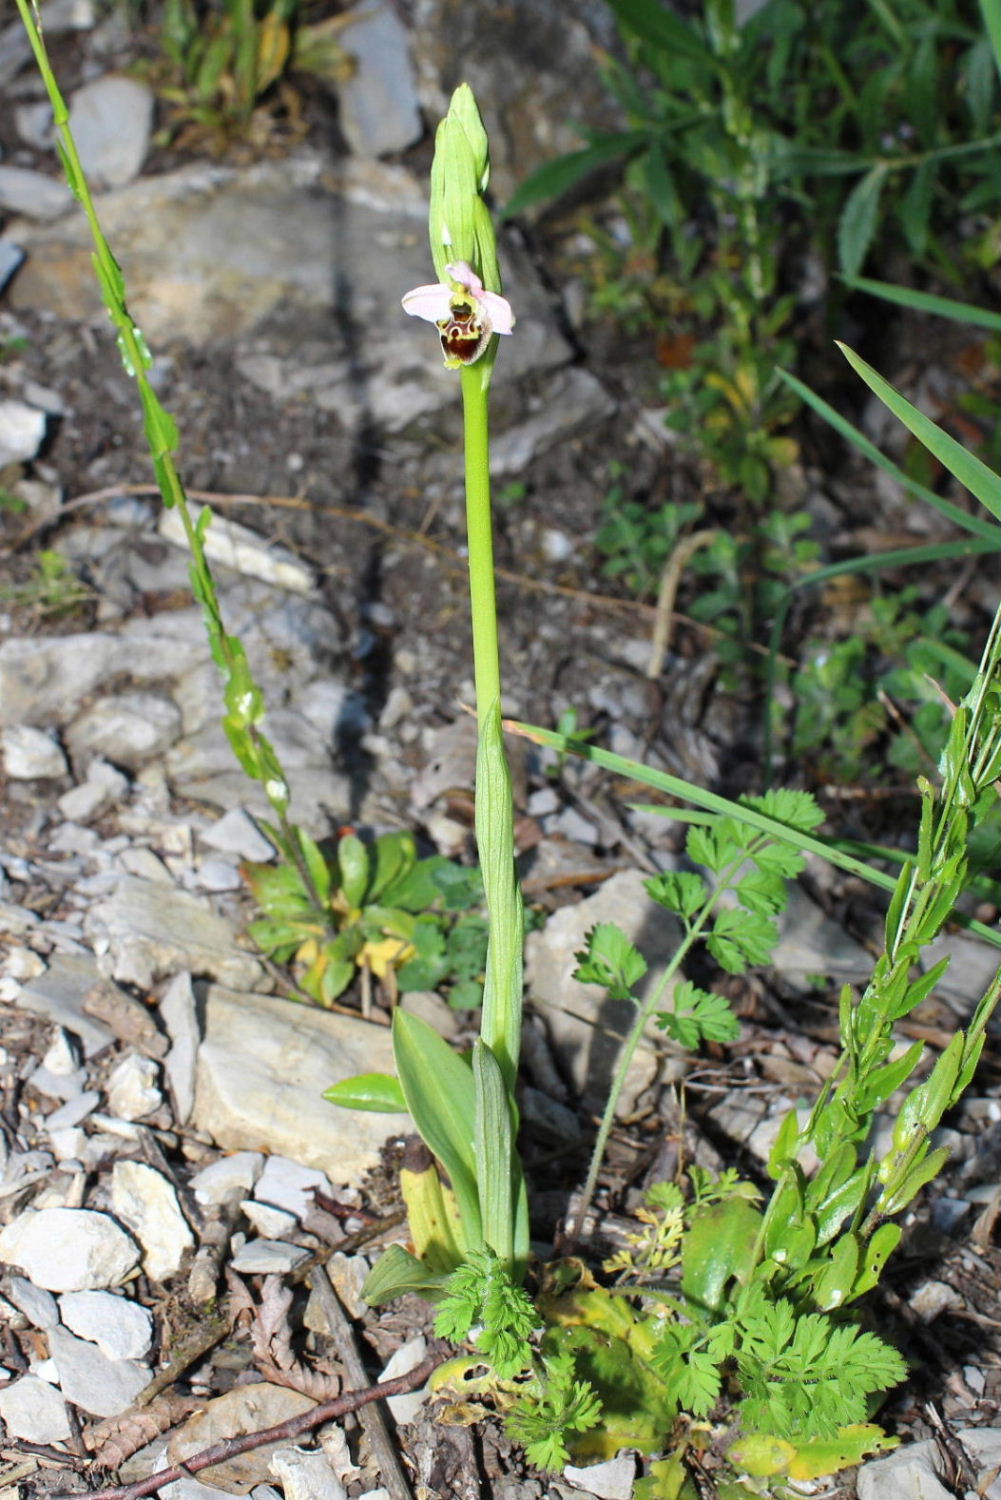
[0,1207,140,1291]
[193,986,409,1177]
[111,1160,195,1281]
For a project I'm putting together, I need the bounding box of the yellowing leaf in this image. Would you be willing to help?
[360,934,415,977]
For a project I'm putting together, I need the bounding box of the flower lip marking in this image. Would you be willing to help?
[402,261,514,367]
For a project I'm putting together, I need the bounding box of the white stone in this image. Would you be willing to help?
[270,1448,347,1500]
[14,953,116,1057]
[380,1336,428,1425]
[229,1239,310,1274]
[0,167,74,220]
[160,971,200,1125]
[159,506,315,594]
[0,1207,140,1291]
[190,1150,264,1206]
[57,757,129,821]
[201,807,275,862]
[67,691,183,768]
[193,986,409,1176]
[48,1324,150,1418]
[194,857,242,892]
[7,1275,59,1328]
[105,1052,162,1121]
[58,1289,154,1359]
[253,1156,332,1220]
[50,1126,87,1161]
[44,1092,100,1131]
[0,1374,72,1442]
[857,1440,951,1500]
[243,1201,298,1239]
[563,1454,637,1500]
[84,875,264,991]
[2,723,67,779]
[42,1027,82,1077]
[111,1161,194,1281]
[68,75,154,188]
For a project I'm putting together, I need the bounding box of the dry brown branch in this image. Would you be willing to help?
[57,1355,442,1500]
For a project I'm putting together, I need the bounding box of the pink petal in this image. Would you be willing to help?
[481,290,515,335]
[402,283,453,323]
[445,261,483,294]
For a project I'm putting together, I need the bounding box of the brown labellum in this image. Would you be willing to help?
[437,300,491,365]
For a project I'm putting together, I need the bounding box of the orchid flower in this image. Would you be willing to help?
[402,261,514,368]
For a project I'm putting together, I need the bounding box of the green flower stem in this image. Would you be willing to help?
[460,363,523,1093]
[461,364,503,719]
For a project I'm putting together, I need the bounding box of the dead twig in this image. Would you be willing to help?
[647,529,719,680]
[308,1265,415,1500]
[57,1355,442,1500]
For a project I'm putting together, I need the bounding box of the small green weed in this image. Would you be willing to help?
[243,827,488,1008]
[0,548,92,617]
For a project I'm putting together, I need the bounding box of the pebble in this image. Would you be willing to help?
[1,723,68,779]
[379,1336,429,1425]
[105,1052,163,1120]
[270,1448,347,1500]
[43,1091,101,1132]
[243,1201,299,1239]
[0,1373,72,1443]
[160,970,199,1125]
[252,1156,333,1220]
[14,98,54,150]
[7,1274,59,1328]
[201,806,275,863]
[0,1206,141,1291]
[68,74,154,188]
[58,1289,155,1359]
[111,1160,194,1281]
[57,756,130,822]
[190,1150,265,1206]
[563,1454,636,1500]
[0,165,74,219]
[194,856,243,892]
[48,1323,150,1418]
[229,1239,311,1274]
[159,506,316,594]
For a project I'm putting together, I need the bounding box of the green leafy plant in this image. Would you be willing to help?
[243,828,488,1008]
[150,0,353,150]
[0,547,92,617]
[22,1,1001,1484]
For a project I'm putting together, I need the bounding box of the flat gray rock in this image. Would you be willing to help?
[193,986,409,1176]
[13,953,116,1056]
[160,971,199,1125]
[83,875,264,990]
[67,690,183,767]
[7,1274,59,1329]
[190,1150,264,1206]
[58,1289,154,1360]
[0,166,74,220]
[524,869,683,1111]
[0,1373,72,1443]
[0,1206,141,1291]
[229,1238,310,1274]
[48,1324,150,1418]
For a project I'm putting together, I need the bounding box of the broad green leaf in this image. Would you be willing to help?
[682,1196,762,1315]
[368,829,414,901]
[324,1072,407,1113]
[811,1234,859,1310]
[837,343,1001,523]
[337,832,369,908]
[362,1242,450,1305]
[392,1009,482,1248]
[851,1223,902,1296]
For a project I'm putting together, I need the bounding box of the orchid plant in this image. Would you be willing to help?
[328,85,530,1297]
